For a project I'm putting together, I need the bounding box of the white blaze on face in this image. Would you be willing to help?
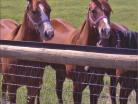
[103,18,110,30]
[99,17,111,39]
[39,4,53,32]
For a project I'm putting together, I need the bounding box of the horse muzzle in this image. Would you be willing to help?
[43,29,54,41]
[99,28,111,39]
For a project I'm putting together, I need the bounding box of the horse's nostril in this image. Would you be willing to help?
[101,28,110,35]
[47,30,54,38]
[44,31,49,38]
[44,30,54,40]
[102,28,106,32]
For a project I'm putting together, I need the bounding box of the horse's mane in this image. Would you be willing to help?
[124,31,138,49]
[71,20,87,44]
[116,30,138,49]
[11,24,22,39]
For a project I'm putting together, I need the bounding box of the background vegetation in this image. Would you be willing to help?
[0,0,137,104]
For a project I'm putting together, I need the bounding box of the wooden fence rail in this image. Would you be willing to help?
[0,44,138,71]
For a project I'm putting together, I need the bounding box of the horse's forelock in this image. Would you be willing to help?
[94,1,102,7]
[26,0,51,16]
[92,0,112,13]
[103,2,112,12]
[39,0,51,16]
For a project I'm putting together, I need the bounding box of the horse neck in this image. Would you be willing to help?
[14,14,41,41]
[112,30,138,49]
[75,20,98,45]
[123,31,138,49]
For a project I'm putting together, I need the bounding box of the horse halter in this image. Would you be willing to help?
[87,3,108,28]
[26,2,51,29]
[88,10,107,28]
[27,13,50,28]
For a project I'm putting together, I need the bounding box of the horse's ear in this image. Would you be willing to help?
[89,1,97,9]
[26,0,31,7]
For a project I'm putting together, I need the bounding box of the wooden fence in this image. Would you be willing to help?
[0,44,137,71]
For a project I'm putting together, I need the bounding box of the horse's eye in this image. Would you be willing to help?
[91,9,96,14]
[102,8,106,11]
[32,11,38,15]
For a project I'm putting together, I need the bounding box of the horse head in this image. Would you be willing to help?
[25,0,54,41]
[88,0,112,41]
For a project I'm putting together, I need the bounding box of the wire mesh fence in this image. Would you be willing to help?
[0,62,137,104]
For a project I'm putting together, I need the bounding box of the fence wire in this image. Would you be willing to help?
[0,62,137,104]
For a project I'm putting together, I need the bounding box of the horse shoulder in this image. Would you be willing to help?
[51,18,76,32]
[0,19,19,40]
[45,18,77,44]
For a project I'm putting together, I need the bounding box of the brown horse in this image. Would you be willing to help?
[0,0,54,104]
[99,30,138,104]
[45,0,123,103]
[0,19,18,74]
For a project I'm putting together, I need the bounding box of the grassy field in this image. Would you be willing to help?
[0,0,137,30]
[0,0,137,104]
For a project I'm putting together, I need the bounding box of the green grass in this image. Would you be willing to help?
[109,0,138,31]
[0,0,137,30]
[0,0,137,104]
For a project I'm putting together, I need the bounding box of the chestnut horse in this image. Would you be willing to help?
[46,0,124,103]
[0,0,54,104]
[99,30,138,104]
